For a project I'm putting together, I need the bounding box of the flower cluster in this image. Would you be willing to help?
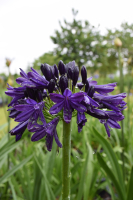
[5,61,126,151]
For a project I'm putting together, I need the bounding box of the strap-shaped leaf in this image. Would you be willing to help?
[93,127,125,196]
[97,153,125,200]
[127,167,133,200]
[0,155,33,184]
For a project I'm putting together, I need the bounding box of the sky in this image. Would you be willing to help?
[0,0,133,75]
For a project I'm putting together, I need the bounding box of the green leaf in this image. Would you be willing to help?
[0,140,22,160]
[127,167,133,200]
[0,155,33,184]
[34,155,56,200]
[97,153,125,200]
[9,179,17,200]
[93,127,125,195]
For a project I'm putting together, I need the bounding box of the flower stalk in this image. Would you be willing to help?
[62,120,71,200]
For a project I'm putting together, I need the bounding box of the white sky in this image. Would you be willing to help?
[0,0,133,75]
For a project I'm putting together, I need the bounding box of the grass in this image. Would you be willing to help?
[0,106,17,139]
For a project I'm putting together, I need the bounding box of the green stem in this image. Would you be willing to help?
[62,120,71,200]
[118,47,125,180]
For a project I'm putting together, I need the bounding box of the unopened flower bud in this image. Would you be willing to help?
[48,79,55,93]
[58,60,66,75]
[59,75,68,94]
[54,64,59,78]
[114,38,122,47]
[81,66,87,84]
[73,66,79,86]
[85,80,89,93]
[41,63,53,81]
[6,58,11,67]
[36,90,43,102]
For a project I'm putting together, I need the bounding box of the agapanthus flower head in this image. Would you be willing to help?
[5,60,126,151]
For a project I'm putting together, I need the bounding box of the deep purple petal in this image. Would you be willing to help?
[26,98,37,105]
[54,130,62,148]
[9,120,28,135]
[70,92,84,103]
[77,82,84,90]
[14,104,33,111]
[107,119,121,129]
[46,135,53,151]
[50,93,64,103]
[15,108,34,122]
[63,88,72,97]
[63,99,72,123]
[70,101,87,112]
[45,117,59,135]
[31,129,47,141]
[104,123,111,137]
[49,101,64,115]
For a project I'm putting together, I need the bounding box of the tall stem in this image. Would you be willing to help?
[118,47,125,180]
[62,120,71,200]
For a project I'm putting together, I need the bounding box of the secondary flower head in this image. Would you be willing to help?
[5,60,126,151]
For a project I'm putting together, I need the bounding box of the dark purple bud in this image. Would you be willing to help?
[36,90,43,102]
[26,88,36,100]
[85,80,89,93]
[88,86,95,98]
[41,63,53,81]
[81,66,87,84]
[73,66,79,86]
[68,67,73,79]
[58,60,66,75]
[59,75,68,94]
[54,64,59,78]
[48,79,55,93]
[42,89,48,98]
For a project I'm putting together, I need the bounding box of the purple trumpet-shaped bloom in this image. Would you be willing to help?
[5,84,26,107]
[31,117,62,151]
[50,88,87,123]
[77,112,87,133]
[77,77,117,95]
[16,68,49,89]
[9,120,29,141]
[14,98,45,130]
[87,77,117,95]
[93,93,127,112]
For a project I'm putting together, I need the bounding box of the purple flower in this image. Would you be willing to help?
[49,88,86,123]
[93,93,127,112]
[31,117,62,151]
[16,68,49,89]
[9,120,29,141]
[5,84,26,107]
[77,112,87,133]
[14,98,45,130]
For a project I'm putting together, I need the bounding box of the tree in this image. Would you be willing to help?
[32,52,59,70]
[50,9,103,72]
